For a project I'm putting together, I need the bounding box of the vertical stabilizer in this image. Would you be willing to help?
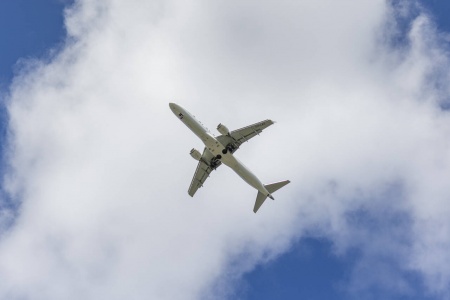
[253,192,268,213]
[253,180,290,213]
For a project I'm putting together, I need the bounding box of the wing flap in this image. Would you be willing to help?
[216,119,274,153]
[188,148,221,197]
[188,160,212,196]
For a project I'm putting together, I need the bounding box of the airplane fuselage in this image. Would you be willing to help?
[169,103,272,198]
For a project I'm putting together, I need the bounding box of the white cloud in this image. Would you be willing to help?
[1,0,450,299]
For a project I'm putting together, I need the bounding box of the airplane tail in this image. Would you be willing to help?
[253,180,290,213]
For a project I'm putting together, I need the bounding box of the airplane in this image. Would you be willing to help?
[169,103,290,213]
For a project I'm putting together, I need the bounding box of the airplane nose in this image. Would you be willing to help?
[169,103,178,113]
[169,103,182,114]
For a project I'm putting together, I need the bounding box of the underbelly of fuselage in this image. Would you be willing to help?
[201,133,268,195]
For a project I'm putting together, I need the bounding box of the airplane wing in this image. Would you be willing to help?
[188,148,221,197]
[216,119,274,153]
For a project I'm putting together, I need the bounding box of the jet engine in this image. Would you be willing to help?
[217,123,230,135]
[190,148,202,161]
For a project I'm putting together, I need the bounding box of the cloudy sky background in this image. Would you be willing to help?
[1,0,450,299]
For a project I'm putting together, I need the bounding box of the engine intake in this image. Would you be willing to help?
[217,123,230,135]
[190,148,202,161]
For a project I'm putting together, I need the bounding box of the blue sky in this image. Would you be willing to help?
[0,1,68,85]
[1,1,450,300]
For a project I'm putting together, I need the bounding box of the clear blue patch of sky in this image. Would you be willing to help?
[419,0,450,33]
[240,237,355,300]
[418,0,450,110]
[0,0,69,86]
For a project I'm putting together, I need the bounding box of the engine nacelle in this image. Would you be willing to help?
[217,123,230,135]
[190,148,202,161]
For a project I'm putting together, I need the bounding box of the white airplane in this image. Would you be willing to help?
[169,103,290,213]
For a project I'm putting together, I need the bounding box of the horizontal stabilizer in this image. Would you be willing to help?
[253,192,268,213]
[253,180,290,213]
[264,180,290,194]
